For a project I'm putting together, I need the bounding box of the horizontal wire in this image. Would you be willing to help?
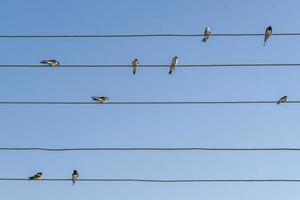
[0,33,300,38]
[0,101,297,105]
[1,63,300,68]
[1,178,300,183]
[1,147,300,152]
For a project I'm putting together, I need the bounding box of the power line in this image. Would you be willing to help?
[1,63,300,68]
[0,101,297,105]
[1,147,300,152]
[1,178,300,183]
[0,33,300,38]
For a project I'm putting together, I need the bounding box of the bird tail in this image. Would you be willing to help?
[277,101,280,105]
[28,177,34,180]
[264,35,269,44]
[202,38,207,42]
[40,60,47,64]
[133,69,136,74]
[169,69,172,74]
[72,181,75,185]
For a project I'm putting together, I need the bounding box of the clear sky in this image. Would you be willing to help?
[1,0,300,199]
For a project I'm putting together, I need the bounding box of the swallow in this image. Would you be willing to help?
[277,96,287,105]
[202,27,211,42]
[40,59,60,67]
[91,96,109,103]
[72,170,79,185]
[264,26,273,44]
[169,56,178,74]
[28,172,43,180]
[132,59,139,75]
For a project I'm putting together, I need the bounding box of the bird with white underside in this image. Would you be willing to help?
[132,58,139,75]
[72,170,79,185]
[40,59,60,67]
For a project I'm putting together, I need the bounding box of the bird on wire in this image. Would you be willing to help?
[28,172,43,180]
[202,27,212,42]
[169,56,179,74]
[277,96,288,105]
[132,58,139,75]
[40,59,60,67]
[264,26,273,44]
[72,170,79,185]
[91,96,110,103]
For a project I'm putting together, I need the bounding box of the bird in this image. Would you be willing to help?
[202,27,212,42]
[40,59,60,67]
[132,59,139,75]
[169,56,178,74]
[91,96,110,103]
[264,26,273,44]
[28,172,43,180]
[72,170,79,185]
[277,96,287,105]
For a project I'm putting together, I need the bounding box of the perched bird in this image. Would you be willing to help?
[132,59,139,75]
[40,59,60,67]
[169,56,178,74]
[91,96,110,103]
[202,27,212,42]
[264,26,273,44]
[277,96,287,105]
[28,172,43,180]
[72,170,79,185]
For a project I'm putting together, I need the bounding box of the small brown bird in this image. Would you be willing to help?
[28,172,43,180]
[277,96,287,105]
[264,26,273,44]
[40,59,60,67]
[72,170,79,185]
[169,56,178,74]
[132,59,139,75]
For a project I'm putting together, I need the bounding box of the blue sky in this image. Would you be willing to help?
[1,0,300,199]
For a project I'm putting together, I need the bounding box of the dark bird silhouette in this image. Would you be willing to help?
[28,172,43,180]
[202,27,211,42]
[277,96,287,105]
[40,59,60,67]
[91,96,110,103]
